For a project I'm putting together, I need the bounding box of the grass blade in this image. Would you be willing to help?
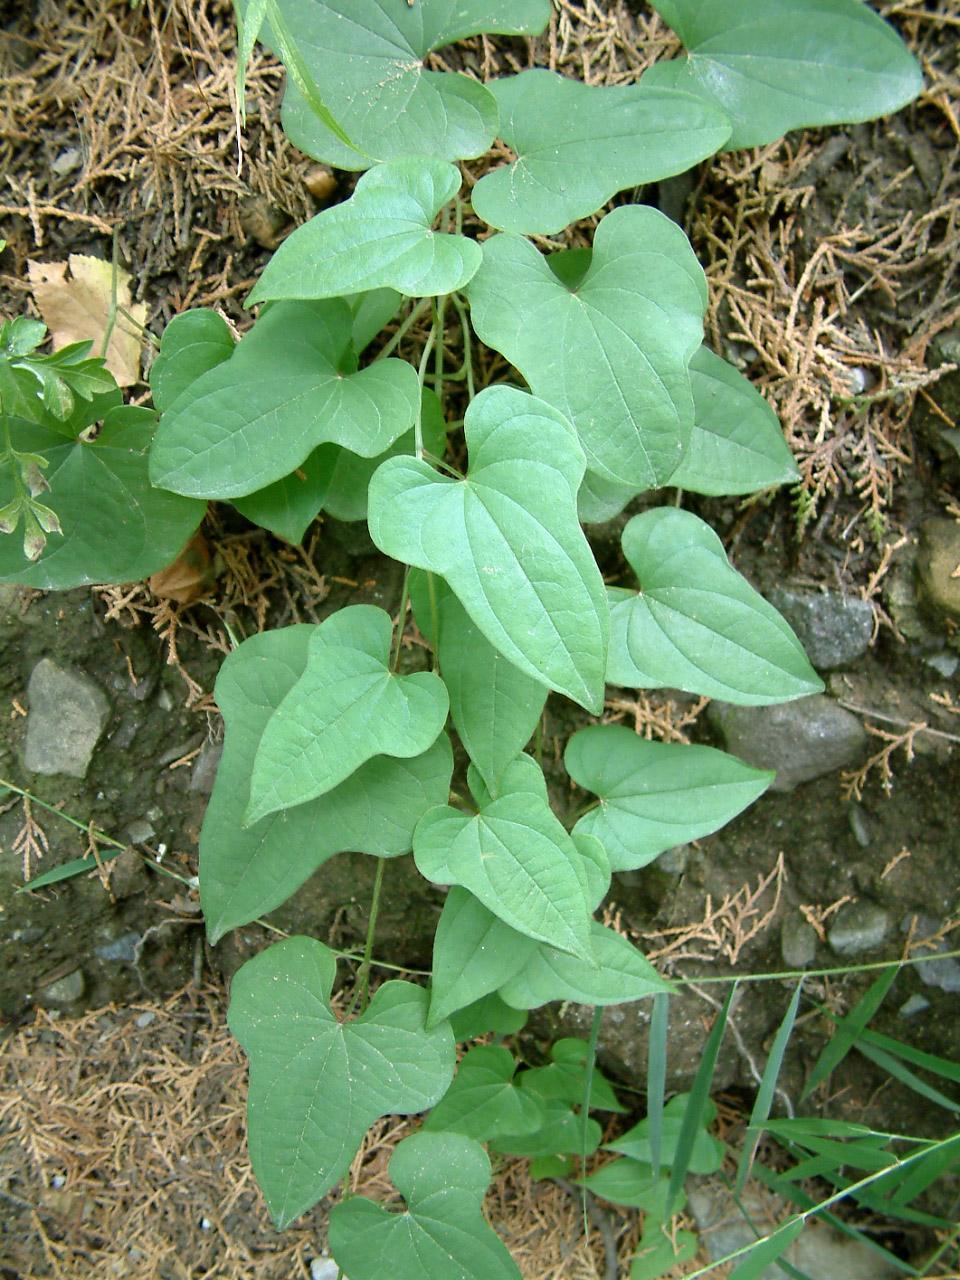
[859,1026,960,1085]
[855,1041,960,1113]
[647,991,669,1180]
[801,965,897,1100]
[728,1219,805,1280]
[736,979,803,1194]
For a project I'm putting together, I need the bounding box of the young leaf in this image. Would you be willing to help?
[498,920,673,1010]
[369,384,609,712]
[669,346,800,496]
[413,756,596,960]
[199,625,453,942]
[247,160,481,304]
[228,937,455,1230]
[428,887,537,1028]
[149,309,235,413]
[264,0,551,170]
[0,407,204,589]
[631,1227,698,1280]
[647,0,922,150]
[423,1045,546,1140]
[245,604,449,824]
[410,571,548,793]
[726,1219,805,1280]
[328,1132,521,1280]
[607,508,823,703]
[566,724,773,871]
[801,964,898,1100]
[491,1081,602,1159]
[472,71,731,234]
[150,300,419,498]
[581,1160,671,1211]
[466,207,707,490]
[523,1039,626,1113]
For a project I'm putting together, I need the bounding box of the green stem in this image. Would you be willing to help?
[2,775,125,850]
[389,565,411,672]
[374,297,431,362]
[674,952,960,988]
[350,857,386,1016]
[580,1006,603,1237]
[415,323,437,460]
[99,229,120,360]
[451,293,475,401]
[434,295,447,413]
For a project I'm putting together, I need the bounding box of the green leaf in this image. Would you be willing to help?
[265,0,551,170]
[522,1039,626,1113]
[727,1219,805,1280]
[801,965,898,1100]
[490,1096,601,1159]
[530,1155,575,1181]
[466,207,707,490]
[199,625,453,942]
[234,387,446,540]
[449,993,528,1042]
[577,470,639,525]
[228,937,455,1230]
[150,301,419,498]
[247,160,481,304]
[737,980,805,1194]
[606,1094,724,1174]
[424,1045,546,1140]
[498,919,672,1010]
[647,0,922,150]
[607,508,823,703]
[245,604,448,824]
[428,887,536,1028]
[369,384,608,712]
[411,571,547,793]
[149,308,235,413]
[0,408,204,589]
[630,1230,698,1280]
[669,346,800,495]
[581,1160,671,1211]
[235,0,269,128]
[473,71,730,234]
[414,756,595,960]
[328,1132,520,1280]
[566,724,773,871]
[348,288,404,352]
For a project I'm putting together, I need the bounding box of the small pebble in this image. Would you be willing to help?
[899,994,930,1018]
[304,165,338,203]
[51,1174,66,1189]
[310,1258,341,1280]
[199,1217,213,1231]
[847,803,871,848]
[52,147,82,176]
[136,1011,156,1028]
[924,651,959,678]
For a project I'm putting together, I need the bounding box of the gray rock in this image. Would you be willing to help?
[94,931,141,964]
[900,914,960,993]
[189,739,223,794]
[656,844,690,874]
[925,650,959,678]
[899,994,931,1019]
[847,803,871,848]
[37,967,86,1006]
[125,818,156,844]
[917,519,960,622]
[708,696,867,792]
[689,1179,899,1279]
[24,658,110,779]
[781,914,817,969]
[769,589,874,670]
[828,901,891,956]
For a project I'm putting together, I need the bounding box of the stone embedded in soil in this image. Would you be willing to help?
[900,913,960,993]
[769,588,874,670]
[899,994,931,1018]
[707,696,867,792]
[781,914,817,969]
[916,518,960,622]
[189,739,223,794]
[688,1179,899,1279]
[828,900,891,956]
[24,658,110,779]
[37,967,86,1006]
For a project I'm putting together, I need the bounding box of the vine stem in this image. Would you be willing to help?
[580,1006,603,1238]
[374,296,431,362]
[347,856,386,1019]
[389,564,411,672]
[414,322,437,460]
[451,293,475,401]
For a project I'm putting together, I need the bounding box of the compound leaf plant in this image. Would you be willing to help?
[0,2,924,1276]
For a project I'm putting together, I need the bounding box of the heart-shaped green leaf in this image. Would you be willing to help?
[450,993,528,1042]
[228,937,455,1230]
[200,625,453,942]
[150,301,419,498]
[473,71,731,234]
[245,604,449,824]
[606,1094,724,1173]
[260,0,550,169]
[522,1039,626,1113]
[607,508,823,703]
[424,1045,546,1140]
[670,346,800,495]
[490,1070,602,1159]
[369,384,608,712]
[428,887,537,1028]
[149,309,235,412]
[647,0,922,149]
[498,920,672,1010]
[328,1132,520,1280]
[410,571,548,793]
[233,388,447,541]
[466,207,707,490]
[0,406,204,589]
[566,724,773,872]
[414,756,595,960]
[580,1161,672,1211]
[247,161,481,304]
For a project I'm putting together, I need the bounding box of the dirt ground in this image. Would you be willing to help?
[0,1,959,1277]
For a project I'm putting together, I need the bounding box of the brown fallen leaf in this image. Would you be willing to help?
[28,253,147,386]
[147,530,215,604]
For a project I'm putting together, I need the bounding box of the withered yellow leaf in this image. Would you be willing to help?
[28,254,147,387]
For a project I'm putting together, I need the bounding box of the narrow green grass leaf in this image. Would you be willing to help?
[801,965,898,1099]
[647,991,669,1179]
[855,1041,960,1114]
[858,1027,960,1085]
[727,1219,805,1280]
[736,980,804,1194]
